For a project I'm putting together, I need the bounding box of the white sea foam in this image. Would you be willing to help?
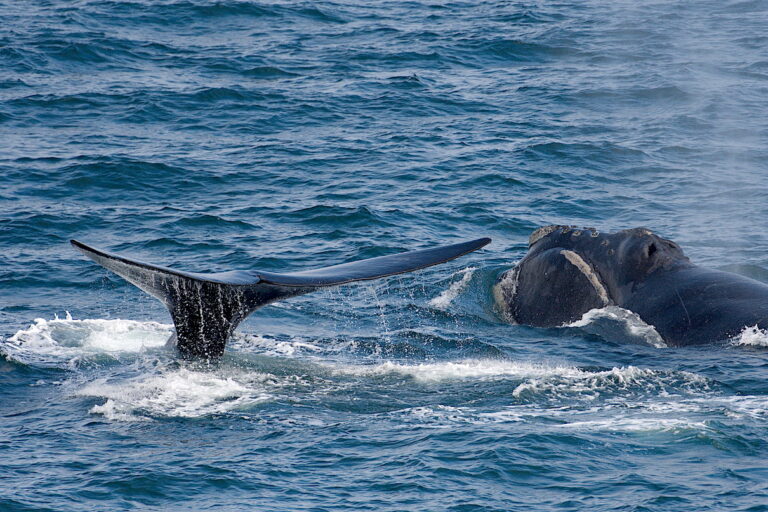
[428,267,476,309]
[396,392,725,433]
[405,405,468,426]
[394,401,713,433]
[688,395,768,420]
[513,366,709,400]
[3,317,725,430]
[79,368,295,420]
[567,306,667,348]
[378,363,717,434]
[557,417,708,432]
[232,333,323,357]
[3,315,172,365]
[730,325,768,347]
[82,356,706,422]
[335,359,708,402]
[89,399,147,422]
[337,359,584,383]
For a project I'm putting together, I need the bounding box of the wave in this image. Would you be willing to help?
[242,66,299,79]
[276,204,394,230]
[461,38,584,63]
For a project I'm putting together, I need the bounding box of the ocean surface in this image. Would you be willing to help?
[2,0,768,510]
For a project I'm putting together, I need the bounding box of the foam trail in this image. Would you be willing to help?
[397,398,715,433]
[74,354,712,423]
[335,359,707,395]
[556,417,709,432]
[339,359,584,382]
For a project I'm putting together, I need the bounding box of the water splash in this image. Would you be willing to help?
[730,325,768,347]
[428,266,476,309]
[567,306,667,348]
[2,315,172,366]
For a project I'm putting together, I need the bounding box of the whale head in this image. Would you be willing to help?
[494,226,689,326]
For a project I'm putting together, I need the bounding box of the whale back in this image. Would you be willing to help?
[624,266,768,345]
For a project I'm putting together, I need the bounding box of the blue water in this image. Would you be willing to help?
[3,0,768,510]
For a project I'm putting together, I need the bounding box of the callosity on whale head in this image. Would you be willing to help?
[494,225,690,327]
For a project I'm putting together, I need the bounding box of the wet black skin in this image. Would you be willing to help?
[496,226,768,346]
[72,238,491,360]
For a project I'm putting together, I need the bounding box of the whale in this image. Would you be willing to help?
[72,237,491,359]
[494,226,768,346]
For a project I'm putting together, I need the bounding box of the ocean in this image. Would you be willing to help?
[2,0,768,510]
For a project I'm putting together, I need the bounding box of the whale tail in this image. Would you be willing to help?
[71,238,490,359]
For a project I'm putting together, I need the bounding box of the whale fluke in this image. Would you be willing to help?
[71,237,491,359]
